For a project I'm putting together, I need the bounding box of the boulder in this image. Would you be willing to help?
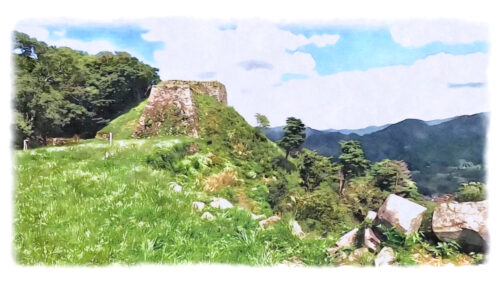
[375,247,396,266]
[259,215,281,229]
[364,228,381,252]
[250,213,266,220]
[291,220,305,238]
[365,211,377,222]
[327,228,359,255]
[377,194,427,234]
[192,201,205,212]
[201,212,215,221]
[432,200,488,252]
[210,198,233,210]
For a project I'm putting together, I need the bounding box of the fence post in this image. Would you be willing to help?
[23,139,28,151]
[109,132,113,146]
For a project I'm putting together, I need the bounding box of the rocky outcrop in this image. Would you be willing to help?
[259,215,281,229]
[210,198,233,210]
[327,228,359,255]
[375,247,396,266]
[365,210,377,222]
[133,80,227,138]
[432,200,488,252]
[377,194,427,234]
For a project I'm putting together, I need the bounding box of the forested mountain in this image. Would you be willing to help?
[263,113,488,194]
[13,32,159,147]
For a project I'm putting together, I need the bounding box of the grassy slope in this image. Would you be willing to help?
[96,99,148,139]
[15,93,337,265]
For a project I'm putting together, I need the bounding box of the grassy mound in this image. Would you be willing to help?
[96,99,148,139]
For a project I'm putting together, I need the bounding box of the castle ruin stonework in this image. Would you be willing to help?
[132,80,227,138]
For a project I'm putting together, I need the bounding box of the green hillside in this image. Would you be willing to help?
[96,99,148,139]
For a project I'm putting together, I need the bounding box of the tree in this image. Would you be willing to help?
[371,159,421,200]
[255,113,270,129]
[338,140,370,179]
[279,117,306,160]
[13,31,160,146]
[297,149,335,192]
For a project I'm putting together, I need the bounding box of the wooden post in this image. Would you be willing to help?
[109,132,113,146]
[23,139,28,151]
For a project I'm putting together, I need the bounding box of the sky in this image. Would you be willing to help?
[15,19,489,130]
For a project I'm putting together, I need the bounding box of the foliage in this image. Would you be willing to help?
[296,149,336,192]
[145,142,190,172]
[255,113,270,129]
[342,176,388,221]
[13,31,159,146]
[338,140,370,179]
[96,99,148,139]
[295,189,352,235]
[371,159,422,200]
[279,117,306,160]
[456,182,486,202]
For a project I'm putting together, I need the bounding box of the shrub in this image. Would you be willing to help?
[202,168,240,192]
[145,142,189,171]
[456,182,486,202]
[295,189,352,235]
[296,149,336,192]
[342,177,388,221]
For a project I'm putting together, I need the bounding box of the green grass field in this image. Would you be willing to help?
[14,138,337,265]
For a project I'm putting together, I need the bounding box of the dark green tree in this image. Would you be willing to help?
[13,31,160,146]
[338,140,370,179]
[255,113,270,129]
[279,117,306,160]
[371,159,421,200]
[297,149,336,192]
[456,182,486,202]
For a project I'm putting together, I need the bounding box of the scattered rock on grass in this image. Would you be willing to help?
[192,201,205,212]
[259,215,281,229]
[375,247,396,266]
[201,212,215,221]
[327,228,359,255]
[291,220,305,238]
[210,198,233,209]
[365,210,377,222]
[250,213,266,220]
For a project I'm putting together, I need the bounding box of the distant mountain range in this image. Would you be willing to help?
[261,113,488,195]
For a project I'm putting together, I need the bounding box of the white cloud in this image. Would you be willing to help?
[239,52,488,129]
[390,20,488,47]
[307,34,340,47]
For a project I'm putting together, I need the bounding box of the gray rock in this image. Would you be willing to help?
[375,247,396,266]
[432,200,488,252]
[210,198,233,210]
[365,210,377,222]
[291,220,305,238]
[192,201,205,212]
[201,212,215,221]
[327,228,359,255]
[377,194,427,234]
[364,228,381,252]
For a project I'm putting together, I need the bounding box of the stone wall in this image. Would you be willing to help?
[132,80,227,138]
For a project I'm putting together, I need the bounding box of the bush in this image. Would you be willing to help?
[145,142,189,171]
[342,177,388,221]
[295,189,352,235]
[456,182,486,202]
[296,149,336,192]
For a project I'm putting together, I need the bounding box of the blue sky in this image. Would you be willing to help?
[16,19,489,129]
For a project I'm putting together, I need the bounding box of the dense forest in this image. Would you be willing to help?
[13,32,160,147]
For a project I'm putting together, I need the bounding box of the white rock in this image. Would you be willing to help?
[375,247,396,266]
[364,228,381,252]
[365,211,377,222]
[251,213,266,220]
[336,228,359,248]
[259,215,281,229]
[192,201,205,212]
[201,212,215,221]
[290,196,296,203]
[210,198,233,209]
[377,194,427,234]
[172,184,182,192]
[432,200,488,251]
[291,220,305,238]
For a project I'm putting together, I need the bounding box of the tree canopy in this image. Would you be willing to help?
[255,113,270,128]
[13,31,160,147]
[279,117,306,160]
[338,140,370,179]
